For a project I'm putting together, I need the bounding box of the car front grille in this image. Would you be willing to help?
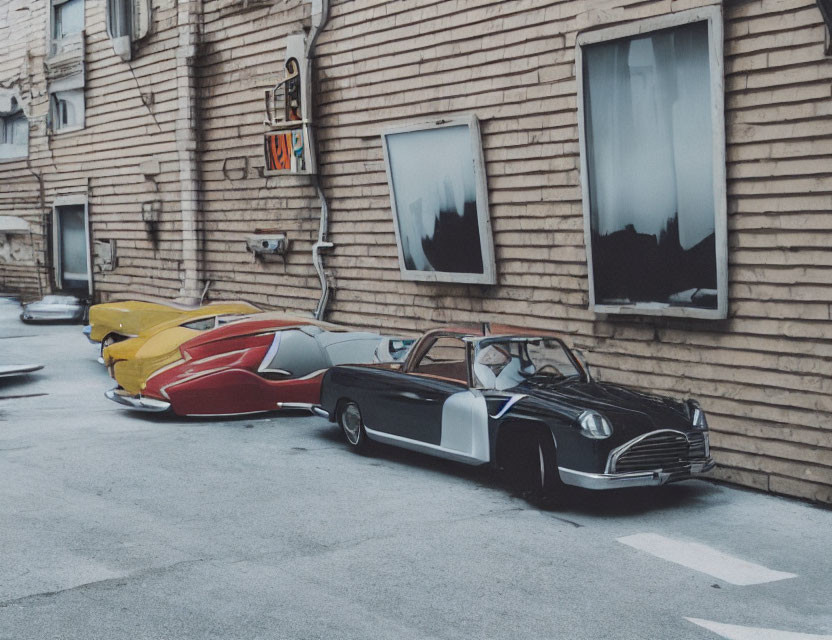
[688,431,707,458]
[609,430,705,474]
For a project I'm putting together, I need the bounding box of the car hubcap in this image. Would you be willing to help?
[342,404,362,445]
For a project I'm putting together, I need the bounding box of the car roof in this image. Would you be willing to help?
[467,333,564,344]
[415,326,562,342]
[314,331,383,348]
[178,313,336,351]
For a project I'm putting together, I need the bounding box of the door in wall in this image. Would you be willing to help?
[55,204,90,294]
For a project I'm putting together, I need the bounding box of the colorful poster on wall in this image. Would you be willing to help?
[264,131,293,172]
[264,128,307,174]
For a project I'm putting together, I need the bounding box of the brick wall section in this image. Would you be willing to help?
[1,0,830,503]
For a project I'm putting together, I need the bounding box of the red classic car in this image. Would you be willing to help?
[105,315,412,417]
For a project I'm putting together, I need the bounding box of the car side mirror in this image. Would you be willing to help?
[573,349,592,382]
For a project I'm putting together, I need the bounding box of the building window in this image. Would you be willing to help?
[51,89,85,132]
[52,0,84,41]
[381,115,497,286]
[576,7,727,319]
[107,0,131,38]
[106,0,152,61]
[0,100,28,160]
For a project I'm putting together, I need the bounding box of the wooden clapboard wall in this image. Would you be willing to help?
[0,0,188,301]
[308,0,832,502]
[198,0,323,311]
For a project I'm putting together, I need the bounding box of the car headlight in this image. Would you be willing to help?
[689,400,709,430]
[578,410,613,439]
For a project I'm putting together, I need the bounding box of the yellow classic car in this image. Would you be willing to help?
[86,301,261,351]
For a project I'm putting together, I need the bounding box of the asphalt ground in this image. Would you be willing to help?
[1,297,830,640]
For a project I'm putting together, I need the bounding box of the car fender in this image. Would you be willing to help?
[491,417,557,470]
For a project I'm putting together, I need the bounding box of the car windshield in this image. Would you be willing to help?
[472,337,581,390]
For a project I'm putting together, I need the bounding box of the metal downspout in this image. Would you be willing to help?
[307,0,332,320]
[175,0,203,305]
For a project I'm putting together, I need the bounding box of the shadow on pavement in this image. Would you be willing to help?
[309,421,722,516]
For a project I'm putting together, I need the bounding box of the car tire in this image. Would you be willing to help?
[338,401,370,453]
[524,431,564,507]
[99,334,116,364]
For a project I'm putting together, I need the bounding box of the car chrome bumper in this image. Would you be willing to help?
[105,389,171,413]
[311,406,330,419]
[277,403,330,418]
[275,402,328,416]
[558,458,715,490]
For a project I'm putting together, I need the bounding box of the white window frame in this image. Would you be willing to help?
[106,0,131,39]
[0,94,29,161]
[52,194,93,295]
[381,114,497,286]
[576,6,728,320]
[50,87,85,134]
[105,0,152,61]
[50,0,85,53]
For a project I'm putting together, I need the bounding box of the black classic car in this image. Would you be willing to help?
[317,328,714,501]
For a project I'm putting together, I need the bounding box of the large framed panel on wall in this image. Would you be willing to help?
[576,6,727,319]
[382,115,496,285]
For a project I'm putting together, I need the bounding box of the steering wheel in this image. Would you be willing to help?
[535,364,561,375]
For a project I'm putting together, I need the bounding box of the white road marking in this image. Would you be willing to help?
[617,533,797,586]
[686,618,832,639]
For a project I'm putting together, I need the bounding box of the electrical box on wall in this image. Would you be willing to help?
[246,233,288,257]
[263,33,316,175]
[94,239,117,271]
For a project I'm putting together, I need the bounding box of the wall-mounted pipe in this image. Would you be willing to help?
[175,0,204,305]
[307,0,332,320]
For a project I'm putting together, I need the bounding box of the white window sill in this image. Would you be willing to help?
[0,154,29,162]
[52,125,84,136]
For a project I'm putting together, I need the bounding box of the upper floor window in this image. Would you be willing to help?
[106,0,152,61]
[107,0,131,38]
[51,89,85,132]
[0,96,28,160]
[52,0,84,41]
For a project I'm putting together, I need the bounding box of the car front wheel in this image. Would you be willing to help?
[338,401,369,453]
[503,428,563,506]
[529,431,564,506]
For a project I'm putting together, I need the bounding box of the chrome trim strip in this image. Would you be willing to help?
[276,402,317,413]
[560,458,715,490]
[258,332,282,373]
[105,389,171,413]
[364,426,486,466]
[489,394,527,419]
[185,410,270,417]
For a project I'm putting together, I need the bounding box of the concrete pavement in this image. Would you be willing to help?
[0,297,830,639]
